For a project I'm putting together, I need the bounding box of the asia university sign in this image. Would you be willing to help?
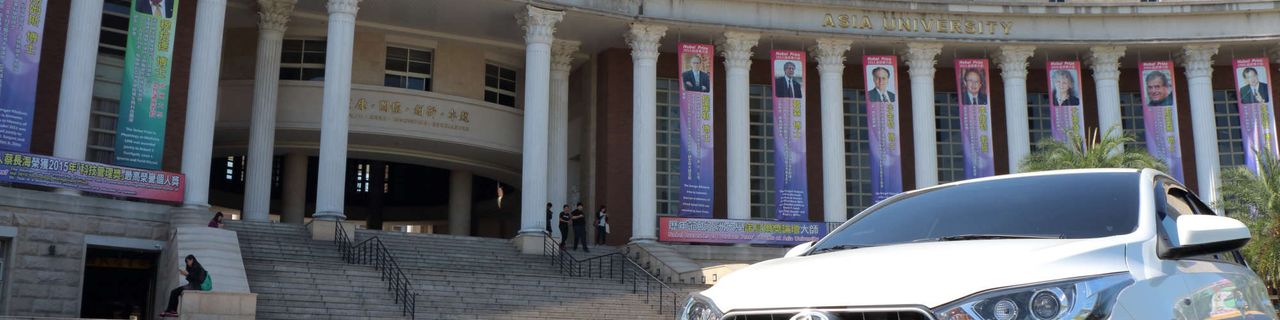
[822,11,1015,36]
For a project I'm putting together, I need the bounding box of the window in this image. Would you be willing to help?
[655,78,680,216]
[223,156,245,183]
[1119,92,1147,151]
[354,163,371,193]
[1214,90,1246,169]
[87,99,119,164]
[384,46,433,91]
[99,0,130,57]
[749,84,775,219]
[352,162,389,194]
[484,64,518,108]
[1026,93,1052,151]
[935,92,964,184]
[280,39,326,81]
[843,89,873,217]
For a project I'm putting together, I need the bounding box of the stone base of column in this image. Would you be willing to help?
[311,211,346,221]
[628,237,657,245]
[512,232,550,255]
[307,220,355,243]
[169,207,212,228]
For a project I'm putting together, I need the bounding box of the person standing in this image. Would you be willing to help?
[571,203,589,252]
[545,203,553,234]
[558,205,571,250]
[595,206,609,245]
[160,255,206,317]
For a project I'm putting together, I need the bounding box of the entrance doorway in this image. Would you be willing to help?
[80,247,159,319]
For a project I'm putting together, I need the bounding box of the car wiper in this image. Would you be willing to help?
[808,244,876,255]
[924,234,1064,242]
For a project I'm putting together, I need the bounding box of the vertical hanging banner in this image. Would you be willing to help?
[1138,61,1185,181]
[954,59,995,179]
[863,55,902,203]
[770,50,808,221]
[1232,58,1280,174]
[1046,61,1085,144]
[677,43,715,218]
[0,0,48,152]
[114,0,180,169]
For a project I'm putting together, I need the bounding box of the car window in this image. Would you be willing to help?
[1159,180,1245,265]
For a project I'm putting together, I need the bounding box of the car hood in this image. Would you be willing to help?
[701,238,1130,313]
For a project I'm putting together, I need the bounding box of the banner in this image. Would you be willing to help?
[1139,61,1185,181]
[0,0,48,152]
[771,50,808,221]
[1046,61,1085,144]
[954,59,995,179]
[658,217,828,245]
[114,0,181,169]
[1232,58,1280,174]
[863,55,902,203]
[0,150,184,202]
[677,43,714,218]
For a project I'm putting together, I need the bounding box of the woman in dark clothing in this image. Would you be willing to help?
[558,205,571,250]
[208,212,224,228]
[161,255,206,317]
[595,206,608,245]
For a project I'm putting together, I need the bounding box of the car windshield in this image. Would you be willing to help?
[811,172,1141,252]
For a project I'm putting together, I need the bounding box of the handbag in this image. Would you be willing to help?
[199,273,212,291]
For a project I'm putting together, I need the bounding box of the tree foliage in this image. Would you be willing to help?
[1218,149,1280,289]
[1019,126,1168,173]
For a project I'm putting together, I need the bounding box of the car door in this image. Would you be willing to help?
[1172,190,1277,320]
[1119,178,1202,319]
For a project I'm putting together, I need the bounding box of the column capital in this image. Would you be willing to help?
[516,5,564,45]
[996,45,1035,80]
[1179,44,1219,78]
[625,23,667,61]
[550,39,580,73]
[903,42,943,78]
[325,0,359,15]
[717,31,760,69]
[257,0,296,33]
[809,38,853,74]
[1087,46,1126,81]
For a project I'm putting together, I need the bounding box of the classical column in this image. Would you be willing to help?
[281,153,307,224]
[516,6,564,236]
[627,23,667,243]
[717,31,759,221]
[904,43,943,188]
[546,39,579,220]
[449,170,474,236]
[998,46,1035,173]
[242,0,297,221]
[1181,44,1221,206]
[52,0,104,166]
[1088,46,1126,143]
[810,38,852,223]
[312,0,360,220]
[179,0,229,208]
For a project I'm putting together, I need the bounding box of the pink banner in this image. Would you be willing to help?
[863,55,902,203]
[658,217,828,245]
[677,43,715,218]
[0,151,184,202]
[770,50,809,221]
[1046,61,1085,144]
[954,59,994,179]
[1139,61,1185,181]
[1232,58,1280,174]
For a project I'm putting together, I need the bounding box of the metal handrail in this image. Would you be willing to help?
[335,222,417,319]
[541,231,683,317]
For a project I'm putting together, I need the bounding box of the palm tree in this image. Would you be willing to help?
[1218,148,1280,293]
[1019,126,1168,172]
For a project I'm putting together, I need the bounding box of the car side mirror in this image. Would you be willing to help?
[784,241,814,258]
[1159,215,1251,260]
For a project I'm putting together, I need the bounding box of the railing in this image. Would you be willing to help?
[542,231,683,317]
[335,222,417,319]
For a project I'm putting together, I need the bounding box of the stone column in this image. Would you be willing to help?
[546,39,578,221]
[516,6,564,237]
[312,0,360,220]
[810,38,852,223]
[52,0,104,165]
[449,170,474,236]
[627,23,667,243]
[904,43,943,188]
[179,0,229,208]
[1088,46,1126,143]
[242,0,297,221]
[1182,44,1221,205]
[717,31,759,221]
[281,153,307,224]
[998,46,1035,173]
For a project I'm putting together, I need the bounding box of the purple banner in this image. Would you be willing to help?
[658,217,829,245]
[0,150,185,203]
[864,55,902,203]
[1232,58,1280,174]
[1139,61,1185,181]
[677,43,715,218]
[1047,61,1085,144]
[955,59,995,179]
[771,50,808,221]
[0,0,48,152]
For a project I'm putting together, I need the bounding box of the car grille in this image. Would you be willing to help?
[723,307,934,320]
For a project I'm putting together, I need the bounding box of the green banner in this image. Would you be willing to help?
[114,0,179,169]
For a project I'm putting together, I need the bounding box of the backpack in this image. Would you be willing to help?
[199,272,212,291]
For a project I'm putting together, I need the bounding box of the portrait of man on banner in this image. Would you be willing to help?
[867,66,896,103]
[1144,70,1174,107]
[1238,67,1271,105]
[960,68,988,105]
[1049,69,1081,107]
[136,0,175,18]
[774,60,804,98]
[682,53,711,93]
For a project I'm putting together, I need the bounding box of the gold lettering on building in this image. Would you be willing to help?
[823,12,1013,36]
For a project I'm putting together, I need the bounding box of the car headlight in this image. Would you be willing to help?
[934,273,1133,320]
[681,293,724,320]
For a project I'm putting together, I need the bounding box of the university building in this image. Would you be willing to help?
[1,0,1278,318]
